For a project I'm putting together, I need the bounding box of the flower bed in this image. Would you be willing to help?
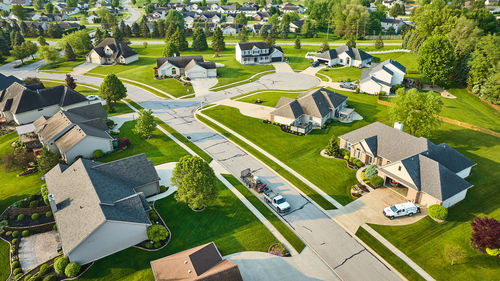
[268,242,290,257]
[14,255,93,281]
[135,202,171,251]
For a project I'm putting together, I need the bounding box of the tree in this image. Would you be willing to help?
[238,26,248,42]
[64,43,75,61]
[375,34,384,49]
[66,0,77,8]
[389,88,443,137]
[34,0,45,10]
[466,7,499,34]
[134,109,156,138]
[140,19,150,38]
[173,155,218,210]
[235,13,247,25]
[265,36,275,47]
[468,34,500,104]
[320,40,329,52]
[165,9,184,32]
[23,41,38,60]
[99,74,127,112]
[54,256,69,275]
[389,3,404,18]
[172,27,188,51]
[192,27,208,51]
[417,35,455,86]
[65,74,76,89]
[444,245,466,265]
[12,45,29,63]
[112,25,124,41]
[132,22,140,37]
[211,27,225,56]
[80,15,88,26]
[163,41,179,57]
[470,216,500,254]
[324,135,338,156]
[45,2,55,14]
[11,5,26,20]
[346,35,356,48]
[0,35,9,56]
[294,37,301,49]
[37,36,48,46]
[145,4,155,14]
[37,147,60,175]
[112,0,120,8]
[147,225,169,242]
[152,21,159,38]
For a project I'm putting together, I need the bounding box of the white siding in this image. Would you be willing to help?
[13,105,60,125]
[123,54,139,64]
[68,221,149,265]
[456,167,472,179]
[360,79,382,95]
[185,64,209,78]
[442,189,468,208]
[272,115,296,125]
[63,136,113,164]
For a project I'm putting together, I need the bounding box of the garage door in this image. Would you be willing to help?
[317,59,330,64]
[187,71,206,78]
[272,56,282,62]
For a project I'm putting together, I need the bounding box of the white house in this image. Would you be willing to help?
[314,45,373,67]
[86,38,138,65]
[236,41,284,65]
[220,23,243,35]
[33,103,113,164]
[380,18,407,34]
[45,154,161,265]
[0,83,91,125]
[155,55,217,79]
[359,59,406,95]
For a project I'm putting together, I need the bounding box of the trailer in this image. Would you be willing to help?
[240,168,268,193]
[263,190,291,213]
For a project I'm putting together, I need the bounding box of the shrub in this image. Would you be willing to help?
[15,273,23,280]
[64,262,81,278]
[339,148,349,156]
[12,231,19,237]
[45,211,52,218]
[355,87,360,94]
[148,210,158,222]
[93,149,104,159]
[54,256,69,274]
[160,185,167,193]
[371,175,384,188]
[364,165,378,179]
[145,241,153,248]
[29,201,39,209]
[42,276,56,281]
[429,204,448,220]
[154,241,161,248]
[348,157,355,163]
[11,260,20,268]
[355,160,363,168]
[31,213,40,220]
[5,231,12,236]
[53,224,57,231]
[147,225,169,242]
[118,137,131,149]
[28,276,40,281]
[344,155,349,160]
[18,200,29,208]
[486,248,500,257]
[24,274,32,281]
[29,195,37,202]
[39,264,51,276]
[13,268,22,275]
[22,230,30,237]
[12,238,18,244]
[105,119,115,127]
[17,214,25,221]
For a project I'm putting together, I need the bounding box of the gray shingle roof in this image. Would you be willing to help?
[90,38,137,59]
[237,41,269,51]
[317,45,373,61]
[156,55,204,68]
[0,74,23,91]
[45,154,157,256]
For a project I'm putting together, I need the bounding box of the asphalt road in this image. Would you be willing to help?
[0,63,402,281]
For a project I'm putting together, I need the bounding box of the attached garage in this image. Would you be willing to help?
[271,46,284,62]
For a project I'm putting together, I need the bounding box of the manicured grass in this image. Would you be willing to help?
[355,227,426,281]
[373,52,429,84]
[237,91,303,107]
[0,240,9,281]
[13,58,40,68]
[318,66,362,82]
[124,99,143,110]
[78,179,279,281]
[99,120,189,165]
[196,114,336,210]
[210,70,275,91]
[105,101,135,117]
[369,122,500,281]
[223,174,306,253]
[38,57,86,72]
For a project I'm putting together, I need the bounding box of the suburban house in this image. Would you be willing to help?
[155,56,217,79]
[314,45,373,67]
[253,11,270,21]
[359,59,406,95]
[0,83,90,125]
[86,38,139,65]
[269,88,352,132]
[0,73,22,90]
[150,242,243,281]
[235,41,284,65]
[280,3,305,13]
[33,103,112,164]
[289,20,304,32]
[240,6,258,15]
[221,4,238,13]
[380,18,407,34]
[0,2,9,12]
[220,23,243,35]
[339,122,476,207]
[45,154,161,265]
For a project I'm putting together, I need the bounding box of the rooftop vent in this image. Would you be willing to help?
[184,260,188,264]
[188,270,192,274]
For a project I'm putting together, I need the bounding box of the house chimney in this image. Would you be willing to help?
[48,194,57,212]
[394,121,403,131]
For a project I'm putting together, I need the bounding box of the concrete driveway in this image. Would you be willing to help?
[300,65,326,76]
[272,62,294,73]
[70,62,98,75]
[215,99,273,119]
[329,188,427,233]
[190,78,218,97]
[19,231,61,272]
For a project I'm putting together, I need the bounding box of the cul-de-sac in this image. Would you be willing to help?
[0,0,498,280]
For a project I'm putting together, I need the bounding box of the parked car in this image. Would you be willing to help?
[383,202,420,220]
[340,81,357,90]
[264,190,290,213]
[311,61,320,67]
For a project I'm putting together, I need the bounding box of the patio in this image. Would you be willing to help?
[18,231,61,272]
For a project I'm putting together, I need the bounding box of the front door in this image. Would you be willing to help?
[346,57,350,65]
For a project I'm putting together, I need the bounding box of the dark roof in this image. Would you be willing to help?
[317,45,373,61]
[90,38,137,59]
[189,243,222,275]
[237,41,269,50]
[0,74,23,91]
[156,55,204,68]
[0,82,88,115]
[421,143,476,174]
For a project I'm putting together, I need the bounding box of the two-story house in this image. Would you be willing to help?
[86,38,138,65]
[235,41,284,65]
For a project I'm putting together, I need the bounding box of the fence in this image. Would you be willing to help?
[366,35,403,40]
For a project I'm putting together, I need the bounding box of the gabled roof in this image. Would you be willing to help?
[0,82,88,115]
[317,45,373,61]
[271,98,304,120]
[156,55,204,69]
[45,154,157,256]
[185,59,216,70]
[0,74,23,91]
[90,38,137,59]
[237,41,269,50]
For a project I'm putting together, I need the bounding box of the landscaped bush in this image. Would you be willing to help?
[42,275,56,281]
[371,175,384,188]
[29,200,39,209]
[12,238,18,244]
[147,225,169,242]
[93,149,104,159]
[17,214,25,221]
[22,230,30,237]
[11,260,20,268]
[29,195,37,202]
[145,241,153,248]
[344,155,349,160]
[154,241,161,248]
[39,264,51,275]
[364,165,378,179]
[24,274,32,281]
[348,157,355,163]
[105,119,115,127]
[118,137,131,149]
[355,160,363,168]
[64,262,81,278]
[429,204,448,220]
[160,185,167,193]
[28,276,40,281]
[13,268,22,275]
[5,231,11,237]
[31,213,40,220]
[54,256,69,274]
[18,200,29,208]
[53,224,57,231]
[148,210,158,222]
[339,148,349,157]
[268,242,290,257]
[14,273,23,280]
[12,231,19,237]
[45,211,52,218]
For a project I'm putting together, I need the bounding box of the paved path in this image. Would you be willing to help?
[272,62,294,73]
[19,231,60,272]
[300,65,326,76]
[190,78,218,97]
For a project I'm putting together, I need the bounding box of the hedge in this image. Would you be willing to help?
[13,268,22,275]
[371,175,384,188]
[29,201,39,209]
[12,231,19,237]
[14,273,23,280]
[64,262,81,278]
[39,264,51,276]
[428,204,448,220]
[54,256,69,274]
[24,274,32,281]
[11,260,20,268]
[28,276,40,281]
[145,241,153,248]
[12,238,18,244]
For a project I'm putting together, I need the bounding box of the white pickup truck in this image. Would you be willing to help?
[383,202,420,220]
[263,190,291,213]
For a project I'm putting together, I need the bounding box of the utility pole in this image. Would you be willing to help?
[355,20,359,39]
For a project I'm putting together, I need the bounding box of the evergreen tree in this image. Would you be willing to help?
[152,21,159,38]
[164,23,176,41]
[211,27,225,56]
[112,25,123,41]
[132,22,140,37]
[375,33,384,49]
[320,40,329,52]
[204,22,211,37]
[158,20,165,38]
[163,41,179,57]
[37,36,48,46]
[140,20,150,38]
[64,43,75,61]
[0,36,9,56]
[124,24,133,38]
[94,28,104,44]
[192,27,208,51]
[171,27,188,51]
[265,36,275,46]
[238,26,248,42]
[346,35,356,48]
[294,37,301,49]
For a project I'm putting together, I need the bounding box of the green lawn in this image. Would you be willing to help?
[368,122,500,281]
[237,91,303,107]
[356,227,426,281]
[100,120,189,165]
[223,174,306,253]
[78,179,279,281]
[38,57,86,73]
[318,66,363,82]
[105,101,135,117]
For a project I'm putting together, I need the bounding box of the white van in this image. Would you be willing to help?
[383,202,420,220]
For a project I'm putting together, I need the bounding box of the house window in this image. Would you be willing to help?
[172,68,176,75]
[355,149,361,158]
[346,142,351,150]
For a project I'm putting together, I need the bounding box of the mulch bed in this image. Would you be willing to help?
[135,205,170,251]
[7,214,54,228]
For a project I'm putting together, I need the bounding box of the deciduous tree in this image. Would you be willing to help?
[65,74,76,89]
[470,216,500,254]
[37,147,60,175]
[417,35,455,86]
[38,45,59,63]
[99,74,127,112]
[444,245,466,265]
[375,34,384,49]
[294,37,301,49]
[134,109,156,138]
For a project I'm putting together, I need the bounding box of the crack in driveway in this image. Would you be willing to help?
[333,249,366,270]
[218,153,247,162]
